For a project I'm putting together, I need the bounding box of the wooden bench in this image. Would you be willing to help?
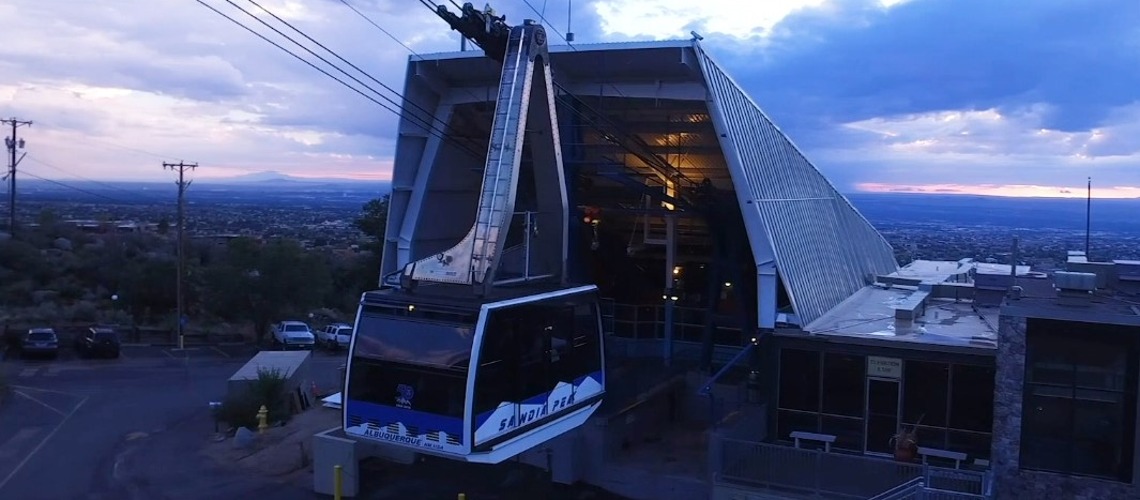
[790,431,837,452]
[917,446,968,469]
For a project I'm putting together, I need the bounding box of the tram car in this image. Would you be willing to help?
[343,283,605,463]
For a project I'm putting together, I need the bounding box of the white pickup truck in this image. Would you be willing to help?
[271,320,316,350]
[317,323,354,350]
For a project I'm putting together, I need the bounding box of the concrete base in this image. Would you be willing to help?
[313,427,359,497]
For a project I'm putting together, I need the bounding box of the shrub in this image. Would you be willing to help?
[216,367,291,430]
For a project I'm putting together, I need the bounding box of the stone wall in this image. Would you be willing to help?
[992,313,1139,499]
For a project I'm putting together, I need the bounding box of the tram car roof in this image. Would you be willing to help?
[361,282,597,313]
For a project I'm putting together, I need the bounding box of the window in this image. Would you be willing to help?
[903,361,948,427]
[472,292,604,415]
[823,353,864,417]
[950,365,994,432]
[778,349,820,412]
[353,308,474,368]
[776,349,865,451]
[900,361,993,461]
[1021,319,1137,482]
[347,357,466,418]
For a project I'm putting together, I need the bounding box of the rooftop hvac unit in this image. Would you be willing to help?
[1054,271,1097,292]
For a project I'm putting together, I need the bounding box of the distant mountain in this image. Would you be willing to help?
[198,170,388,185]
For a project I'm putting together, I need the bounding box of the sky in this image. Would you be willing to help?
[0,0,1138,198]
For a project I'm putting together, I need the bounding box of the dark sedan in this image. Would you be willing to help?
[21,328,60,359]
[74,327,121,359]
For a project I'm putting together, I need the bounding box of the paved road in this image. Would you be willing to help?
[0,346,624,499]
[0,345,348,500]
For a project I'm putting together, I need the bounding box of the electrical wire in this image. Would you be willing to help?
[240,0,482,156]
[17,170,135,204]
[195,0,485,162]
[23,156,168,203]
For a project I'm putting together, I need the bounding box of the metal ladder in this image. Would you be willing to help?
[470,27,527,284]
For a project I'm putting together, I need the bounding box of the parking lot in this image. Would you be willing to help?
[0,343,348,499]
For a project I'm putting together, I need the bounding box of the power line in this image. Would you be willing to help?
[164,161,197,351]
[17,170,131,204]
[3,118,32,235]
[23,156,167,203]
[239,0,481,156]
[33,121,190,162]
[197,0,484,161]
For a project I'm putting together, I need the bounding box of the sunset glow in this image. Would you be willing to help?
[856,183,1140,199]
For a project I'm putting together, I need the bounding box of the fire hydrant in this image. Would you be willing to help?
[257,405,269,434]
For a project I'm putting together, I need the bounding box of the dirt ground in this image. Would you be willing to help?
[202,406,340,488]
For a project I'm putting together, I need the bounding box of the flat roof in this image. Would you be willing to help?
[1002,275,1140,327]
[800,285,998,351]
[885,259,1031,284]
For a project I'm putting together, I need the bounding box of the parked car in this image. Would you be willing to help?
[318,323,354,350]
[74,326,121,359]
[21,328,60,359]
[271,321,316,350]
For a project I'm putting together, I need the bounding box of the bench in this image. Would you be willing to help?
[917,446,968,469]
[790,431,837,452]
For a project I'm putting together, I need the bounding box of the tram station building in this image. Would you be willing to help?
[365,39,1140,499]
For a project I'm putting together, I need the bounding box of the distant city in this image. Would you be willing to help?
[4,172,1138,268]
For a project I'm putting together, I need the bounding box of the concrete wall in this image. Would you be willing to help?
[993,314,1140,499]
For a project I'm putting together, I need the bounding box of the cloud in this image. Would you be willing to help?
[0,0,459,181]
[1,0,1137,196]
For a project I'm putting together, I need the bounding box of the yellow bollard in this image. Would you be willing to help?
[457,494,466,500]
[257,405,269,434]
[334,465,343,500]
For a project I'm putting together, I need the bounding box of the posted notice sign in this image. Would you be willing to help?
[867,356,902,379]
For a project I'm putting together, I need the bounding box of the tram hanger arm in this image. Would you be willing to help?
[432,2,512,63]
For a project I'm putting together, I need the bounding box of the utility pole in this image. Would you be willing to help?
[3,118,32,235]
[164,161,197,350]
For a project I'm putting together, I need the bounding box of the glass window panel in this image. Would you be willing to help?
[1073,340,1128,391]
[1024,390,1073,437]
[777,410,819,442]
[913,425,948,452]
[902,361,948,427]
[947,430,992,461]
[822,353,865,417]
[949,365,995,432]
[354,309,474,368]
[820,415,863,452]
[778,349,820,412]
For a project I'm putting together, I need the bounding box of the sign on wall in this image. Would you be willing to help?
[867,356,903,379]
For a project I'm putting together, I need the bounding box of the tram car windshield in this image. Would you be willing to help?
[344,283,605,463]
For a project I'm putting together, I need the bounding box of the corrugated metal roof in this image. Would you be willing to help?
[693,42,899,326]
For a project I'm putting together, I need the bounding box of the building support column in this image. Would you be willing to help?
[663,215,677,367]
[392,102,454,272]
[757,260,778,330]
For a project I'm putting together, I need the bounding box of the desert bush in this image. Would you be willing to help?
[216,367,291,430]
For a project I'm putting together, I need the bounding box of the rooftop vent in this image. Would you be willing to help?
[894,291,929,322]
[1055,271,1097,292]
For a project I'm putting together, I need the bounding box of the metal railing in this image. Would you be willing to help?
[606,301,747,346]
[714,438,993,500]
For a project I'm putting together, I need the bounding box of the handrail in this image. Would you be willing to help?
[698,338,757,396]
[868,476,925,500]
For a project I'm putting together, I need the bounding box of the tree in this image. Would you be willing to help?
[354,195,389,257]
[203,237,332,343]
[157,217,170,235]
